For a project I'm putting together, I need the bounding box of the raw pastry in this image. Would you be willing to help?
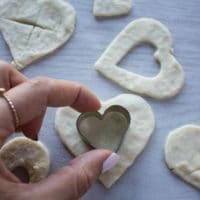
[0,137,50,183]
[55,94,155,188]
[165,125,200,190]
[93,0,132,17]
[95,18,184,100]
[0,0,76,70]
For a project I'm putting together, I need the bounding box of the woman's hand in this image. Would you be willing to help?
[0,61,119,200]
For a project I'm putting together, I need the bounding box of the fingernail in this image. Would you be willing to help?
[102,153,120,174]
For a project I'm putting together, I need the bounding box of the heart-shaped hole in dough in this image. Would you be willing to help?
[120,43,160,77]
[95,18,184,100]
[77,105,130,152]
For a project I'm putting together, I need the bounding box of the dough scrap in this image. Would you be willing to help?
[95,18,184,100]
[165,125,200,190]
[0,137,50,183]
[0,0,76,70]
[93,0,132,17]
[55,94,155,188]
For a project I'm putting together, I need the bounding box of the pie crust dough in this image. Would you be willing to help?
[93,0,132,17]
[55,94,155,188]
[165,125,200,190]
[0,137,50,183]
[0,0,76,70]
[95,18,184,100]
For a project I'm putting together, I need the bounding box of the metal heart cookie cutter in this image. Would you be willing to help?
[76,105,131,152]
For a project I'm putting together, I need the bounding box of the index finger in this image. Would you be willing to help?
[0,61,27,89]
[0,77,101,137]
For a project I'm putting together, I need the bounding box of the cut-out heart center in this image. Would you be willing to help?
[93,0,132,17]
[77,105,130,152]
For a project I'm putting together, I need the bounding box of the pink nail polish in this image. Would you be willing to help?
[102,153,120,174]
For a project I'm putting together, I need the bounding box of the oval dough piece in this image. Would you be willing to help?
[93,0,132,17]
[0,137,50,183]
[0,0,76,70]
[165,125,200,190]
[55,94,155,188]
[95,18,184,100]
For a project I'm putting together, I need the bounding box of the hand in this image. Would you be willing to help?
[0,61,119,200]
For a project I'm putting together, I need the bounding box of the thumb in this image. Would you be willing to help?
[25,150,119,200]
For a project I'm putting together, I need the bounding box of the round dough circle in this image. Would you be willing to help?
[0,137,50,183]
[165,125,200,190]
[55,94,155,188]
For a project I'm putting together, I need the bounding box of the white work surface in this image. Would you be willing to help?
[1,0,200,199]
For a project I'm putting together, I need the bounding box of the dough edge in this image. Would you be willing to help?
[165,124,200,190]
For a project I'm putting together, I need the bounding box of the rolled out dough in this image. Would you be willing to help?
[55,94,155,188]
[0,137,50,183]
[95,18,184,100]
[165,125,200,190]
[0,0,76,70]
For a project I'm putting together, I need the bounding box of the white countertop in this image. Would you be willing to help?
[0,0,200,199]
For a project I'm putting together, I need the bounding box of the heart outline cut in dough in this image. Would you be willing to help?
[165,125,200,190]
[93,0,132,17]
[95,18,184,100]
[77,105,131,152]
[55,94,155,188]
[0,0,76,70]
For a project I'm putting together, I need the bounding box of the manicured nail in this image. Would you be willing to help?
[102,153,120,174]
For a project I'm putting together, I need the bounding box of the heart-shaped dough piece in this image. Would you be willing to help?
[165,125,200,190]
[93,0,132,17]
[55,94,155,188]
[0,0,76,70]
[77,105,130,152]
[95,18,184,100]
